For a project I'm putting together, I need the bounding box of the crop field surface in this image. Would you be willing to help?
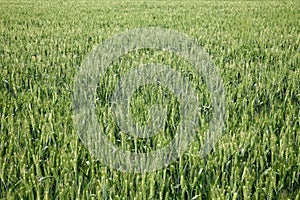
[0,0,299,199]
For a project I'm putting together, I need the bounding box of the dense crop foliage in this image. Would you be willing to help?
[1,0,299,199]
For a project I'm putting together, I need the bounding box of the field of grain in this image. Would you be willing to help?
[0,0,299,199]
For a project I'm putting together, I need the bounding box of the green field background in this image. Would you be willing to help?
[0,0,299,199]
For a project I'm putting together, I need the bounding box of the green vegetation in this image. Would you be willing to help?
[0,0,299,199]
